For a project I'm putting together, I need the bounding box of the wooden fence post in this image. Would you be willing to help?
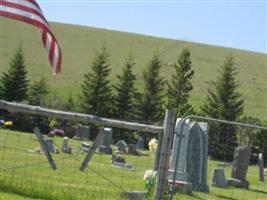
[33,127,57,170]
[79,129,105,172]
[154,110,176,200]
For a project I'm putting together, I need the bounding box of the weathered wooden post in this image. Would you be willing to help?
[154,110,176,200]
[33,127,57,170]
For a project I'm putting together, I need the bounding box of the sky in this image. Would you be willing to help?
[38,0,267,53]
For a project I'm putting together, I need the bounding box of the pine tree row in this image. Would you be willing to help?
[0,46,266,161]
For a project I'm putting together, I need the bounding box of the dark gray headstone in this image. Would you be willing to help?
[135,137,145,150]
[211,168,227,188]
[97,127,113,154]
[75,124,90,140]
[128,144,137,155]
[231,146,250,181]
[115,140,128,152]
[187,122,209,193]
[258,153,264,182]
[227,146,250,189]
[100,127,113,147]
[44,138,55,153]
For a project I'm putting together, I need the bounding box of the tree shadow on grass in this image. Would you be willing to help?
[249,188,267,195]
[214,194,238,200]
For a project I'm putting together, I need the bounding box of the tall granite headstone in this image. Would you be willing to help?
[168,119,209,193]
[98,127,113,154]
[227,146,250,189]
[187,122,209,192]
[169,118,191,182]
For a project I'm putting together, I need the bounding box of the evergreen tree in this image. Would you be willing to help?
[167,48,195,117]
[28,77,49,106]
[113,55,137,120]
[201,56,244,160]
[141,54,165,124]
[80,46,113,117]
[27,77,50,133]
[0,47,29,102]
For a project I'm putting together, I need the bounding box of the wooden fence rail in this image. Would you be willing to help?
[0,100,163,134]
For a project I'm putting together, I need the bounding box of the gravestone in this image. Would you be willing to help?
[80,142,90,152]
[135,136,145,150]
[75,124,90,140]
[111,154,125,163]
[168,118,191,182]
[258,153,264,182]
[61,137,71,153]
[211,168,227,188]
[227,146,250,189]
[44,138,55,153]
[112,161,135,171]
[128,144,137,155]
[186,122,209,192]
[98,127,113,154]
[115,140,128,152]
[168,119,209,193]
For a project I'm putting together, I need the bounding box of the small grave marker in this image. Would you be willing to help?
[258,153,264,182]
[115,140,128,152]
[211,168,227,188]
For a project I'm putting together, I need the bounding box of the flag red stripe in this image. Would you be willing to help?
[49,39,56,66]
[0,1,47,23]
[42,31,47,46]
[0,10,53,38]
[0,10,62,73]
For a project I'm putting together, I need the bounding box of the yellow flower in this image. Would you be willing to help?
[4,121,13,126]
[148,138,158,155]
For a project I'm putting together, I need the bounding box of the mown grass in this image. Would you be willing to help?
[0,18,266,120]
[0,129,266,200]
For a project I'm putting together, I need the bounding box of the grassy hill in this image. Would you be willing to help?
[0,18,266,120]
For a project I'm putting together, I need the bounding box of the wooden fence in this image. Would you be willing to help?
[0,100,176,200]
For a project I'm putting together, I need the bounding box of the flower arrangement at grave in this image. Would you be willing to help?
[143,169,157,197]
[148,138,158,155]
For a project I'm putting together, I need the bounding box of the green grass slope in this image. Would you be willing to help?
[0,18,266,120]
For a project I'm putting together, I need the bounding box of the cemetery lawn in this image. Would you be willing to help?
[0,129,267,200]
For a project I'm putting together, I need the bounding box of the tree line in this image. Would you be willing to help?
[0,45,266,161]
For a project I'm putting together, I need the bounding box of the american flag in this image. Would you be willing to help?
[0,0,62,74]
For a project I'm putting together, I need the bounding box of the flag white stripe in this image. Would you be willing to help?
[0,5,51,32]
[53,43,59,69]
[5,0,43,16]
[45,32,52,55]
